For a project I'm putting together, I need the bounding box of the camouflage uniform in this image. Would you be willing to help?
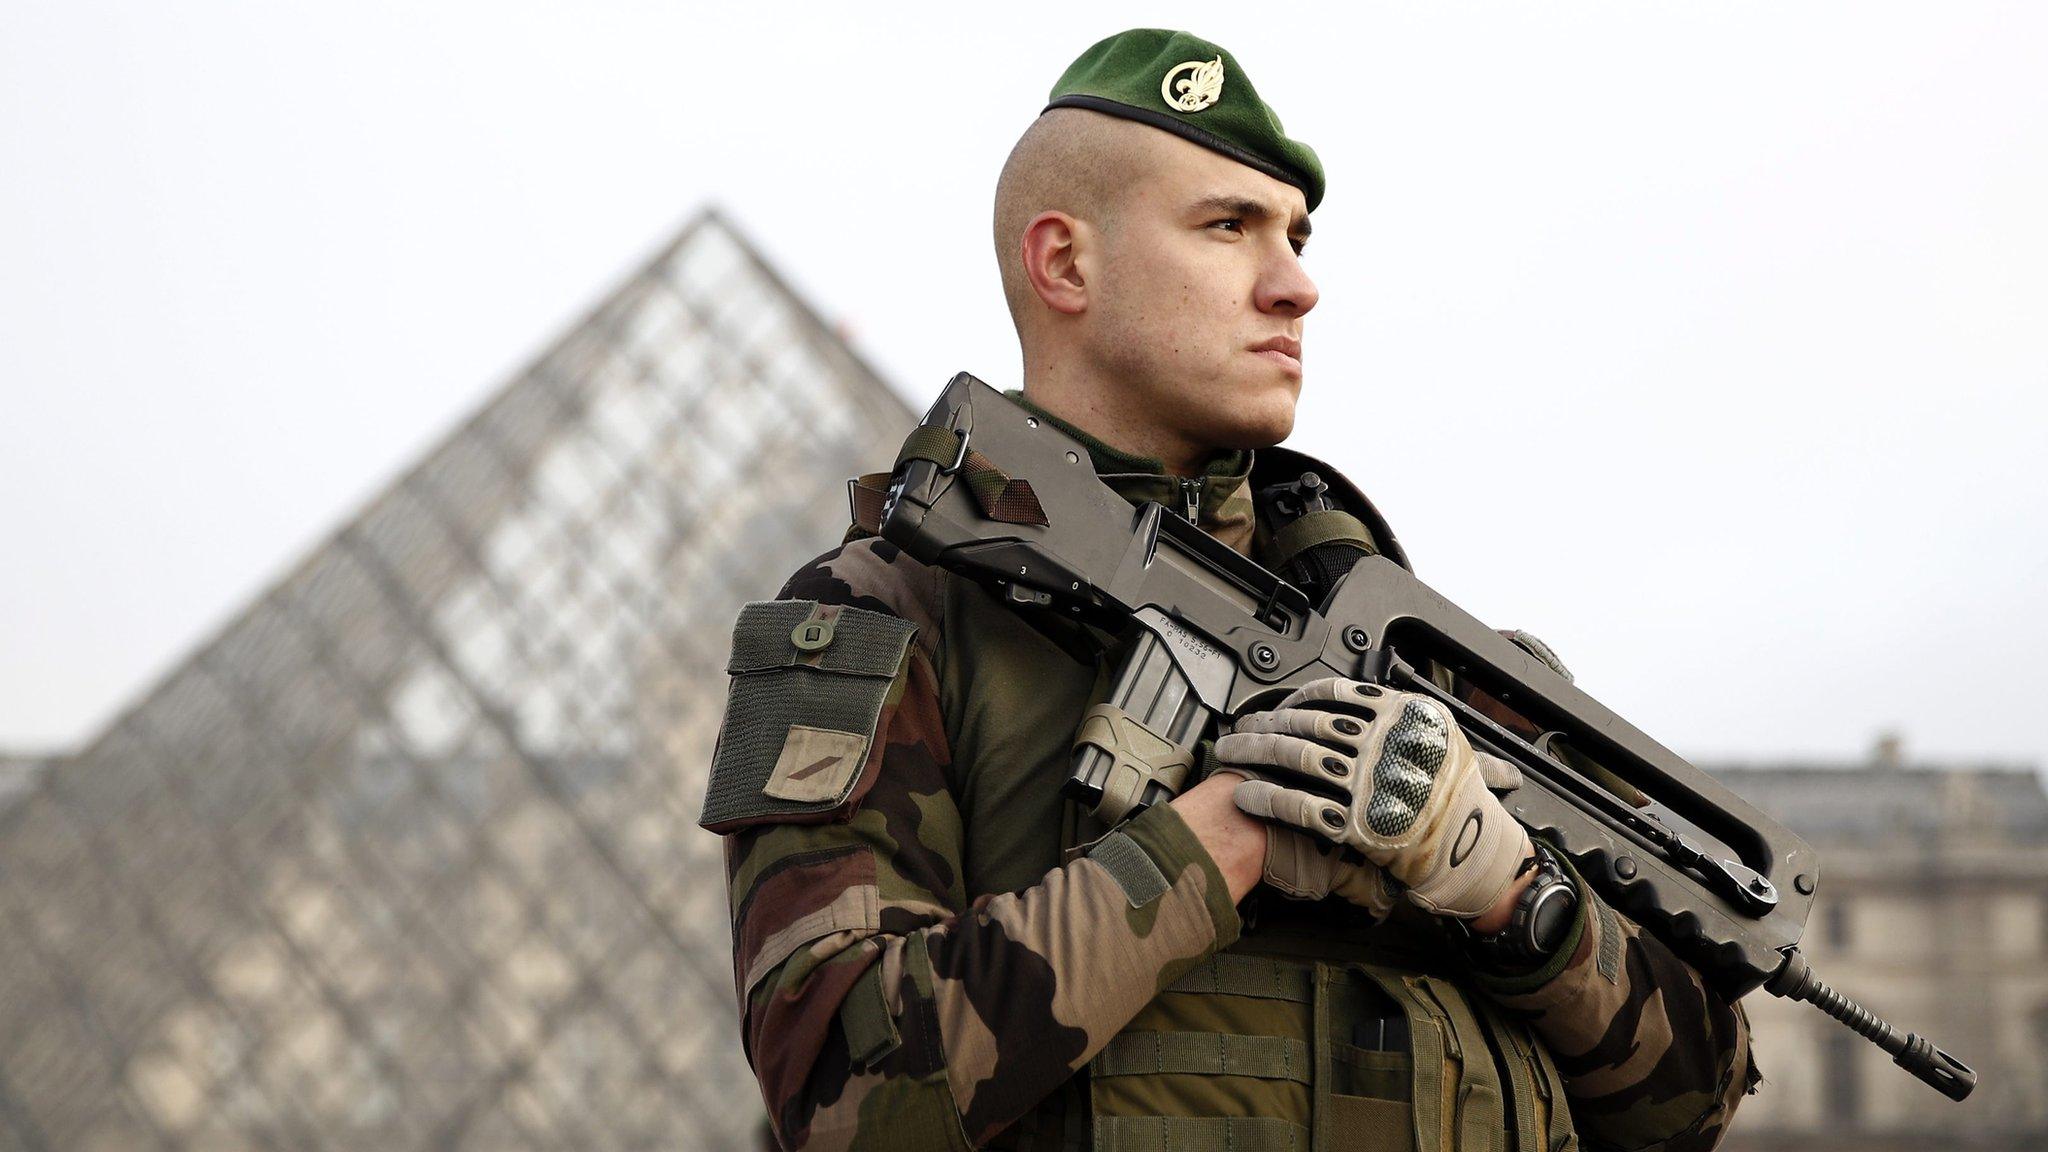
[703,397,1756,1151]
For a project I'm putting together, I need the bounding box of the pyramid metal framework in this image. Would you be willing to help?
[0,210,913,1151]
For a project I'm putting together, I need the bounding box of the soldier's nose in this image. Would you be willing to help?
[1258,258,1318,318]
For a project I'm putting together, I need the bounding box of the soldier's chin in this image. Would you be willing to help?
[1212,388,1296,450]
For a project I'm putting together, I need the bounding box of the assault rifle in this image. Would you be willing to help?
[871,373,1975,1101]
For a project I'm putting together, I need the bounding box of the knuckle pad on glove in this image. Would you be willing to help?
[1362,699,1451,838]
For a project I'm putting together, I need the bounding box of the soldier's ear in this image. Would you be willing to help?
[1020,211,1088,315]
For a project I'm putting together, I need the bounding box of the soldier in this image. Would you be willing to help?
[702,28,1757,1152]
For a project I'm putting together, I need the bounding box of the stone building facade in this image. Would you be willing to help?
[1714,743,2048,1151]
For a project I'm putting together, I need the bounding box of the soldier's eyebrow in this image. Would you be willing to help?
[1190,193,1312,243]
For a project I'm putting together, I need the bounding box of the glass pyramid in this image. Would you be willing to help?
[0,210,912,1151]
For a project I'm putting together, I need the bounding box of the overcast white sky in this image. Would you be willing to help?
[3,2,2044,773]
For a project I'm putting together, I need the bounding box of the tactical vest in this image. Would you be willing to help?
[901,448,1582,1152]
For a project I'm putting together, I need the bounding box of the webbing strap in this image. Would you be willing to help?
[1529,1033,1579,1152]
[1393,975,1447,1151]
[847,473,892,535]
[1269,509,1376,571]
[1094,1031,1313,1084]
[895,424,968,471]
[1476,1001,1544,1152]
[1418,977,1506,1152]
[1093,1115,1309,1152]
[894,424,1050,527]
[1165,954,1314,1004]
[838,963,901,1069]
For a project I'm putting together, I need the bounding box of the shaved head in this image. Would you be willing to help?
[992,108,1166,330]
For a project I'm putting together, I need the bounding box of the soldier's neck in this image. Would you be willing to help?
[1016,372,1209,477]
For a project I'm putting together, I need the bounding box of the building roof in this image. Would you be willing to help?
[1709,760,2048,846]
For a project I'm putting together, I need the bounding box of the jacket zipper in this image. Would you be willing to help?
[1180,477,1201,524]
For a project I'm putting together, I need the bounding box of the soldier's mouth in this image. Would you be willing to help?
[1249,336,1302,375]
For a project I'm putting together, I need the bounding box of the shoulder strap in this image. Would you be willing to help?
[845,424,1053,535]
[1267,508,1379,576]
[847,472,892,535]
[1251,445,1411,571]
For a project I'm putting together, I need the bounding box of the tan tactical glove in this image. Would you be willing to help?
[1209,766,1397,915]
[1217,678,1531,920]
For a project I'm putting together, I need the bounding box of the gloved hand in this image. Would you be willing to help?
[1216,678,1531,920]
[1209,767,1397,915]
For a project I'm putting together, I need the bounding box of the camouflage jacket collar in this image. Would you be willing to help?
[1003,389,1258,555]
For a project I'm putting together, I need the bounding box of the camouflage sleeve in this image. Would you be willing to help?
[722,540,1242,1150]
[1472,857,1756,1152]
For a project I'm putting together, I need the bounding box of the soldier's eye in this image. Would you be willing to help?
[1208,218,1244,234]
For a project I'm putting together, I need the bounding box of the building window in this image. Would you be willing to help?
[1824,1025,1862,1124]
[1824,900,1851,952]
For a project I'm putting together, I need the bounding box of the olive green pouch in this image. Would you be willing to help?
[698,599,918,833]
[1316,964,1424,1152]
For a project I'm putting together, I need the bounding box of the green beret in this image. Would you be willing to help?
[1045,28,1324,212]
